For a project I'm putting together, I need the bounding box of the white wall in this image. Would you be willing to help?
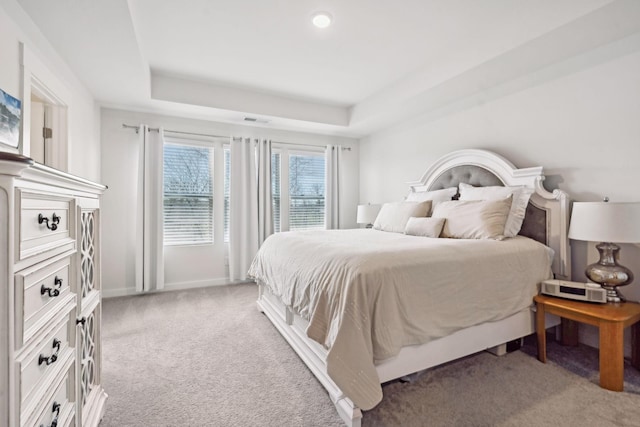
[101,108,359,297]
[359,36,640,353]
[0,1,101,181]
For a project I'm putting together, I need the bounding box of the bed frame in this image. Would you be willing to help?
[256,149,570,426]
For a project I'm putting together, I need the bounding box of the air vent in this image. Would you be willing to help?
[243,117,270,124]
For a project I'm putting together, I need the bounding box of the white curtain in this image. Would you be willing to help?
[256,139,274,246]
[229,137,273,281]
[325,144,341,229]
[135,125,165,292]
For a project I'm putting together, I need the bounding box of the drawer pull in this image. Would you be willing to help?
[41,277,63,297]
[38,213,61,231]
[39,401,61,427]
[76,317,86,325]
[38,339,61,366]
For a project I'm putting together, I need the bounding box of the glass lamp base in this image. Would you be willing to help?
[586,242,633,304]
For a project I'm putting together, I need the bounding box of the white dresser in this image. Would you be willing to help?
[0,153,107,427]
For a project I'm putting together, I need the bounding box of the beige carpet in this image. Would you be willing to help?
[100,284,640,427]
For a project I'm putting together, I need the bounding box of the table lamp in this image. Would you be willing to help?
[568,199,640,302]
[357,204,381,228]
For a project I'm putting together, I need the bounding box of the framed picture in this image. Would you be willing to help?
[0,88,22,148]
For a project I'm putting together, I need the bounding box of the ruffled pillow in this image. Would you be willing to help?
[373,201,431,233]
[458,183,533,238]
[431,198,512,240]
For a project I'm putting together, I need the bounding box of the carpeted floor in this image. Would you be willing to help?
[100,284,640,427]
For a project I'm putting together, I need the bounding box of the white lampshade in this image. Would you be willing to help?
[357,204,381,225]
[568,202,640,243]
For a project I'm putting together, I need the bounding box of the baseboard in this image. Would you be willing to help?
[102,277,250,299]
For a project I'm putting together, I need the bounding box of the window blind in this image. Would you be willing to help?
[289,153,325,231]
[224,148,230,242]
[163,143,214,245]
[272,153,281,233]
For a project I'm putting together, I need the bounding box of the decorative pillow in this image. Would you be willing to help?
[406,187,457,214]
[373,201,431,233]
[458,183,534,238]
[431,198,512,240]
[404,217,446,238]
[406,187,457,203]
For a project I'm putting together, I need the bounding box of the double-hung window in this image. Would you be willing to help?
[223,147,283,241]
[163,140,214,245]
[221,146,325,240]
[272,148,325,232]
[286,151,325,231]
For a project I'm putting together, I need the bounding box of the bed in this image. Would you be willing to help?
[249,149,570,426]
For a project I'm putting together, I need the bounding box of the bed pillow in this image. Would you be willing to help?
[406,187,458,203]
[406,187,457,214]
[431,197,512,240]
[458,183,534,238]
[373,201,431,233]
[404,217,446,238]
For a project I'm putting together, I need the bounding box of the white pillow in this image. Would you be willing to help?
[404,217,446,238]
[406,187,457,214]
[373,201,431,233]
[458,183,534,238]
[431,198,512,240]
[406,187,457,203]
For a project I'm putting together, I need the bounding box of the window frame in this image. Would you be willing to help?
[220,143,326,239]
[163,135,225,247]
[273,144,326,233]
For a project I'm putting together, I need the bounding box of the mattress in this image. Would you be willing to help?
[248,229,553,410]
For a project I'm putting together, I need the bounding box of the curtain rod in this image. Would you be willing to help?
[121,124,351,151]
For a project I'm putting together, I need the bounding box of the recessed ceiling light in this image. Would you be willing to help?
[312,12,332,29]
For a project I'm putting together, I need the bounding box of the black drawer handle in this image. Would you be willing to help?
[39,401,61,427]
[76,317,86,326]
[38,338,61,366]
[41,276,63,298]
[38,213,61,231]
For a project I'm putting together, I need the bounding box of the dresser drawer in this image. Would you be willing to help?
[17,190,76,266]
[17,304,75,414]
[15,254,74,347]
[28,364,75,427]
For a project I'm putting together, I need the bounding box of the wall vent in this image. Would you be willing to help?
[243,117,270,124]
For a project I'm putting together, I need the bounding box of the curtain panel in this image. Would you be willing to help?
[325,144,341,229]
[135,125,165,292]
[229,137,273,281]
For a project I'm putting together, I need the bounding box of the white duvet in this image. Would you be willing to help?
[248,229,553,410]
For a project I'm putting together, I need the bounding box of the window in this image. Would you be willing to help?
[224,147,230,242]
[288,153,325,230]
[221,146,325,238]
[223,148,282,241]
[163,142,214,245]
[271,153,281,233]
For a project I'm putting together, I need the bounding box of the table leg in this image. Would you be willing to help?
[632,323,640,370]
[536,302,546,363]
[561,318,579,346]
[599,320,624,391]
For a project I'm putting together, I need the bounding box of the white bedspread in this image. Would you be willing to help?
[248,229,553,410]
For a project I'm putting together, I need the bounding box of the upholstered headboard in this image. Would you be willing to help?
[407,149,571,280]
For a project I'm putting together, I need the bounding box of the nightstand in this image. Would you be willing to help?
[534,294,640,391]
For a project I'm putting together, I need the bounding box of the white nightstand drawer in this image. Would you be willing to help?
[28,364,75,427]
[15,254,74,347]
[17,190,76,266]
[17,304,75,412]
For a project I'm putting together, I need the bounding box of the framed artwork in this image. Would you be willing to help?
[0,88,21,148]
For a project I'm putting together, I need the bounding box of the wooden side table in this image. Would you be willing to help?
[534,294,640,391]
